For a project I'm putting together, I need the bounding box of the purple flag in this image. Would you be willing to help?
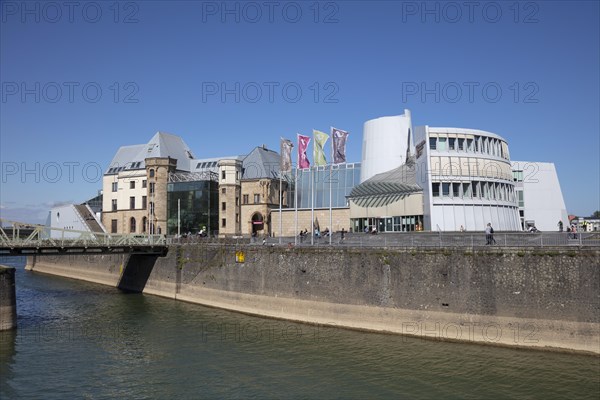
[331,127,349,164]
[298,134,311,169]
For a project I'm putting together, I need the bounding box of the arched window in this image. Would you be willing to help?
[142,216,147,233]
[130,217,136,233]
[149,169,155,178]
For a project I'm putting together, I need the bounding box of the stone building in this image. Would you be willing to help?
[218,145,289,237]
[101,132,288,237]
[101,132,194,235]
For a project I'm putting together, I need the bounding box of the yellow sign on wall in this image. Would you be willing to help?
[235,251,245,263]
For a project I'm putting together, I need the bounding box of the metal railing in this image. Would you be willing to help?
[0,218,167,249]
[166,231,600,248]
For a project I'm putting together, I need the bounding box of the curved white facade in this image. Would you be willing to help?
[361,110,413,182]
[414,126,521,231]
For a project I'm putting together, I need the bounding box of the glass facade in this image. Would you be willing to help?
[288,163,361,209]
[167,181,218,235]
[351,216,423,233]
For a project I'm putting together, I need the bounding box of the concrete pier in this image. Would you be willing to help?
[0,265,17,331]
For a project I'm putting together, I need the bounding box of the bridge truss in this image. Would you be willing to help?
[0,219,168,256]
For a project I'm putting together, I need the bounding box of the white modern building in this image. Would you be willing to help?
[511,161,568,231]
[361,110,414,182]
[46,203,106,239]
[414,126,521,231]
[350,111,522,232]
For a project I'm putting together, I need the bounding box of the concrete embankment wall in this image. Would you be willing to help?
[0,266,17,331]
[27,246,600,354]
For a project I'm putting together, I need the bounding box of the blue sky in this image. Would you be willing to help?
[1,0,599,223]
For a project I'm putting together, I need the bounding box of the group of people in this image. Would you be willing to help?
[559,220,582,239]
[298,228,346,242]
[364,226,378,234]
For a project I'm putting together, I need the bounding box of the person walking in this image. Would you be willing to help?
[340,228,346,242]
[485,223,492,245]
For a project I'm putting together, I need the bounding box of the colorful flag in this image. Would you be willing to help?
[280,137,293,172]
[331,127,349,164]
[297,134,311,169]
[313,130,329,166]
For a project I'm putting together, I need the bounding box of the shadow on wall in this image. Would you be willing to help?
[117,254,161,293]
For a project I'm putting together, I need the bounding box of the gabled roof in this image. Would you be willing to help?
[348,157,422,207]
[106,132,195,174]
[242,146,280,179]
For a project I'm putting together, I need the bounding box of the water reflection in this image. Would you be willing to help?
[0,256,598,399]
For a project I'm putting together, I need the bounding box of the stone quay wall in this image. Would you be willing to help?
[26,246,600,354]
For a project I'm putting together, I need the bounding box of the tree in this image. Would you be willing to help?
[590,211,600,219]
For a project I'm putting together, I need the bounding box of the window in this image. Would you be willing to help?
[111,219,117,233]
[222,218,226,227]
[448,137,456,150]
[149,182,155,194]
[466,138,473,152]
[142,216,147,233]
[130,196,135,210]
[142,196,147,209]
[222,188,226,194]
[452,183,461,197]
[442,183,450,197]
[130,181,135,189]
[474,136,480,152]
[517,190,524,207]
[222,202,226,211]
[149,202,154,215]
[432,182,440,197]
[429,137,437,150]
[254,194,260,204]
[222,170,226,180]
[111,199,117,211]
[142,180,147,188]
[236,213,239,223]
[513,170,523,182]
[235,197,239,206]
[243,194,249,204]
[473,181,480,198]
[130,217,136,233]
[438,137,447,151]
[463,182,472,198]
[458,138,464,151]
[112,182,118,192]
[149,169,155,178]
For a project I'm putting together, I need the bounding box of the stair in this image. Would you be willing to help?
[74,204,105,233]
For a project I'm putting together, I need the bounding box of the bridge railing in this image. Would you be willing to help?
[0,218,167,248]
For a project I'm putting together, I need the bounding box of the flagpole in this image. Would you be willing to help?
[294,166,298,246]
[310,164,314,245]
[279,172,282,245]
[329,127,333,245]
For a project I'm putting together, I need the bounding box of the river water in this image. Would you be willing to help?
[1,257,598,399]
